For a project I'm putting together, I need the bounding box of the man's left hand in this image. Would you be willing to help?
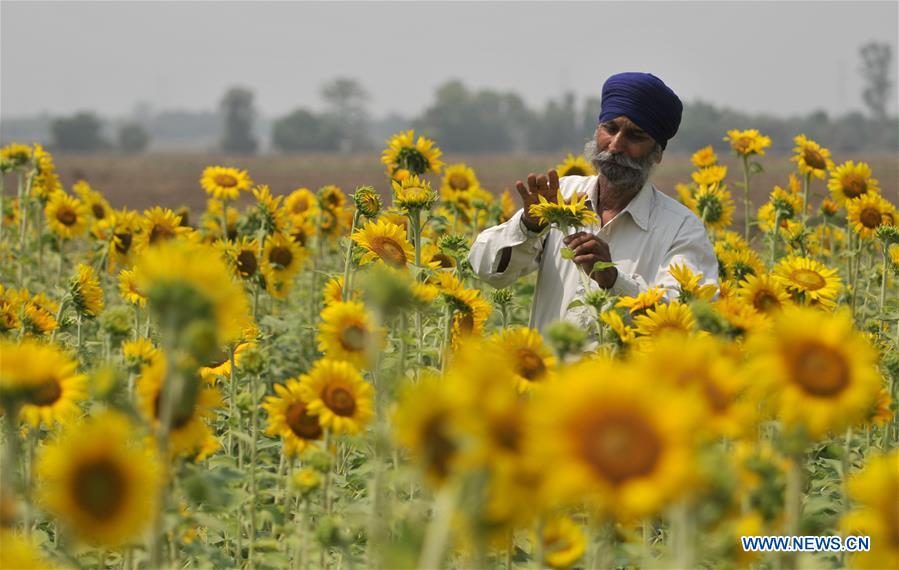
[563,231,618,289]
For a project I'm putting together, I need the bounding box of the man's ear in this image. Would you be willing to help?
[654,149,664,165]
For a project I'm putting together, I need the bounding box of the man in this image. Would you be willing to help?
[468,72,719,335]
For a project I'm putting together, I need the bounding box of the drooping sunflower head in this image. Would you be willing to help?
[528,190,599,231]
[691,165,728,186]
[688,183,734,231]
[352,185,382,218]
[70,263,105,318]
[555,154,596,177]
[718,248,764,284]
[134,239,251,348]
[847,193,896,240]
[352,219,415,269]
[36,411,160,546]
[200,166,253,201]
[772,256,841,309]
[381,129,444,179]
[791,134,835,179]
[690,145,718,168]
[747,307,881,439]
[316,301,385,369]
[723,129,772,157]
[392,175,436,213]
[252,185,287,233]
[490,326,557,393]
[299,359,374,436]
[828,160,880,205]
[262,378,324,456]
[528,358,701,519]
[45,192,90,240]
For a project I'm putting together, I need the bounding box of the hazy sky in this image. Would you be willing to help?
[2,0,897,119]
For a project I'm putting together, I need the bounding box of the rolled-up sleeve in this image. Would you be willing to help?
[468,209,546,289]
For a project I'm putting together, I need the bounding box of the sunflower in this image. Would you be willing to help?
[222,236,261,280]
[136,356,223,457]
[317,301,385,369]
[691,165,728,186]
[393,374,463,484]
[20,291,60,336]
[381,129,444,179]
[18,346,87,428]
[827,160,880,205]
[529,359,700,519]
[122,338,159,371]
[134,239,251,346]
[772,256,841,308]
[199,341,254,384]
[615,287,665,315]
[748,307,881,439]
[440,163,481,207]
[202,199,239,241]
[72,180,111,222]
[756,184,805,233]
[287,213,317,248]
[45,192,89,239]
[632,301,695,339]
[0,531,51,569]
[841,452,899,570]
[436,273,492,342]
[422,242,457,270]
[261,231,307,298]
[847,193,896,240]
[668,262,717,301]
[353,185,382,218]
[736,274,791,314]
[0,142,32,167]
[322,276,361,306]
[718,248,764,284]
[685,183,734,231]
[317,184,347,211]
[555,154,596,177]
[36,411,160,545]
[298,359,374,435]
[283,187,318,218]
[791,135,834,179]
[263,378,324,456]
[490,327,557,393]
[117,268,147,307]
[200,166,253,201]
[139,207,184,249]
[636,335,754,439]
[528,190,599,231]
[70,263,104,318]
[690,145,718,168]
[538,515,587,569]
[600,309,636,345]
[712,296,769,337]
[352,219,415,269]
[94,209,141,271]
[723,129,772,156]
[392,175,436,213]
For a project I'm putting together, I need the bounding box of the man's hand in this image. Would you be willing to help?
[563,231,618,289]
[515,169,560,232]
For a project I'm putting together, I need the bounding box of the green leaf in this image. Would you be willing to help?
[592,260,616,273]
[566,299,585,310]
[560,247,575,260]
[749,161,765,175]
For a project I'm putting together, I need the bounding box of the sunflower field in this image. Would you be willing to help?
[0,130,897,570]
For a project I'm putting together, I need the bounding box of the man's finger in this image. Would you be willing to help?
[536,174,549,192]
[526,173,539,194]
[515,181,529,203]
[548,169,560,191]
[562,231,587,245]
[573,254,598,265]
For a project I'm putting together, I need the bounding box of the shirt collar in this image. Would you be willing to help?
[588,178,653,232]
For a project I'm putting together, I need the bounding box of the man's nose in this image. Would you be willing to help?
[607,131,626,153]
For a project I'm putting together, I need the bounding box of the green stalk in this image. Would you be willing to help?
[341,210,360,302]
[742,155,751,241]
[879,242,889,332]
[248,372,259,569]
[801,173,811,223]
[418,484,460,570]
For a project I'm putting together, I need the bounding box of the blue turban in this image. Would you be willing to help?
[599,72,682,150]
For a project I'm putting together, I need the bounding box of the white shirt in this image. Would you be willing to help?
[468,175,719,335]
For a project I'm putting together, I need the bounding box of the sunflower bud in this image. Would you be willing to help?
[353,186,381,218]
[874,224,899,246]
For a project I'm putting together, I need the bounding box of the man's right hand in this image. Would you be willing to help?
[515,169,560,233]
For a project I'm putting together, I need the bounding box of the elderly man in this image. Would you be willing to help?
[468,72,719,334]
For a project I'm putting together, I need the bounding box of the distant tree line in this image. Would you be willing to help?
[3,42,893,155]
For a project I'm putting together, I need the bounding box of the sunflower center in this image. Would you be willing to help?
[449,174,470,191]
[152,392,194,430]
[582,412,662,485]
[323,385,356,417]
[455,312,475,335]
[843,175,867,198]
[236,250,258,277]
[433,253,456,269]
[338,324,368,352]
[859,207,882,229]
[753,290,782,312]
[396,148,429,176]
[791,342,849,397]
[790,268,826,291]
[114,232,133,254]
[71,458,126,520]
[214,174,238,188]
[269,246,293,268]
[516,348,546,381]
[701,379,730,412]
[423,412,456,480]
[285,402,323,440]
[91,204,106,219]
[291,228,308,246]
[57,208,77,226]
[371,237,407,268]
[491,415,521,452]
[149,224,175,244]
[803,148,827,170]
[323,192,341,207]
[733,138,752,154]
[565,166,586,176]
[291,198,310,214]
[31,379,62,406]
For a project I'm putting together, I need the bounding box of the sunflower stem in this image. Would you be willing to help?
[879,241,889,332]
[248,371,259,569]
[783,452,804,569]
[342,210,359,302]
[801,173,811,224]
[418,483,460,570]
[741,155,751,242]
[770,211,782,266]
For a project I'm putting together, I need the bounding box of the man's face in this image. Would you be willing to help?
[595,116,660,161]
